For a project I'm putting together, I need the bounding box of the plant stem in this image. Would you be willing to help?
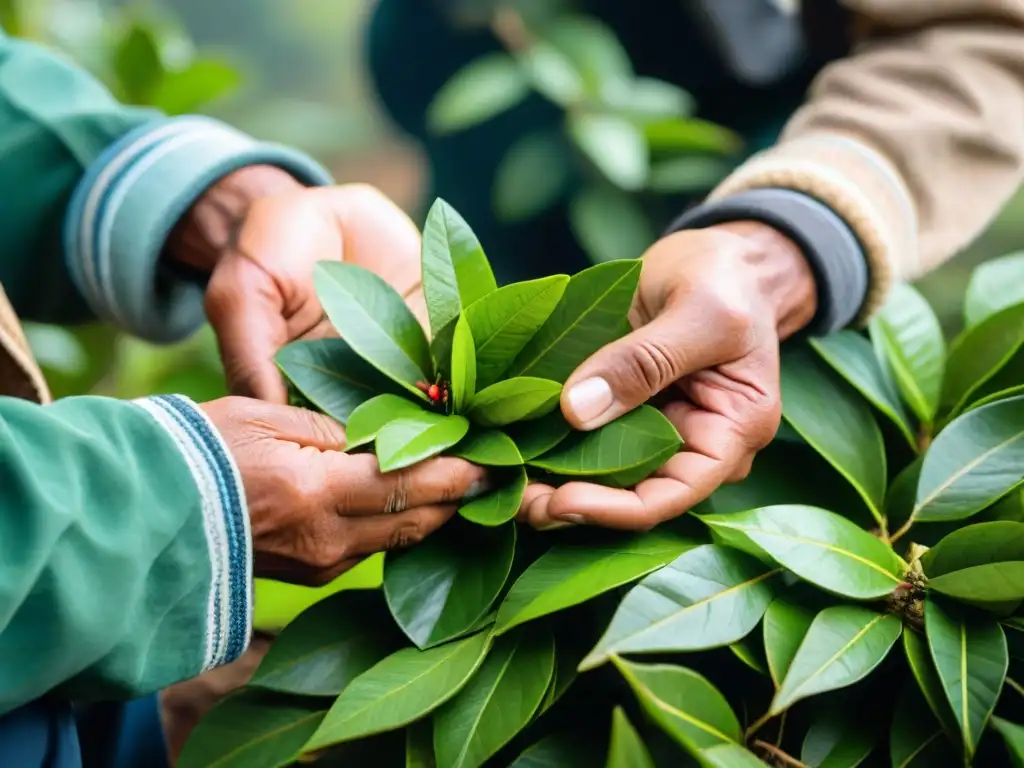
[890,515,916,544]
[745,710,775,741]
[774,711,787,747]
[753,740,808,768]
[1006,676,1024,699]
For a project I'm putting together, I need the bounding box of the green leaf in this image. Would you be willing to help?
[459,468,527,526]
[494,131,571,223]
[613,657,742,754]
[601,77,694,120]
[426,53,530,135]
[992,717,1024,768]
[249,592,402,696]
[581,545,777,670]
[763,595,815,689]
[467,377,562,428]
[925,599,1008,757]
[421,199,498,342]
[966,383,1024,413]
[406,720,436,768]
[517,42,585,106]
[964,252,1024,328]
[780,345,887,522]
[869,283,945,423]
[495,529,696,634]
[941,302,1024,415]
[729,635,769,675]
[890,682,957,768]
[151,58,241,115]
[606,708,655,768]
[568,113,648,191]
[592,449,676,489]
[648,157,729,194]
[810,331,916,450]
[114,21,164,103]
[643,117,742,154]
[506,412,573,461]
[699,505,906,600]
[528,405,681,476]
[433,629,555,768]
[305,630,491,750]
[346,394,431,450]
[701,744,765,767]
[376,413,471,472]
[921,522,1024,604]
[315,262,431,396]
[276,339,403,425]
[509,732,603,768]
[451,428,523,466]
[384,521,515,648]
[569,186,654,264]
[801,705,878,768]
[912,396,1024,525]
[450,315,476,412]
[508,259,640,382]
[903,629,962,746]
[771,606,901,714]
[540,14,632,95]
[463,275,569,390]
[179,690,325,768]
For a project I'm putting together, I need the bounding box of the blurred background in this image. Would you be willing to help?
[8,0,1024,622]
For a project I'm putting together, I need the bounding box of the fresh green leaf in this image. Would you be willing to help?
[569,186,654,264]
[426,53,530,135]
[276,339,403,425]
[870,283,945,423]
[771,606,901,714]
[780,345,887,522]
[305,630,491,749]
[494,132,571,223]
[925,599,1008,758]
[810,331,916,449]
[151,58,241,114]
[606,708,655,768]
[528,405,681,476]
[506,412,573,460]
[178,690,325,768]
[613,657,742,754]
[701,744,765,767]
[464,275,569,389]
[508,732,603,768]
[642,117,742,154]
[729,635,768,675]
[467,377,562,428]
[699,505,906,600]
[912,396,1024,524]
[508,259,640,382]
[406,720,436,768]
[249,592,402,696]
[581,545,777,669]
[346,394,431,450]
[992,717,1024,768]
[966,383,1024,413]
[801,704,878,768]
[451,428,523,466]
[450,315,476,412]
[601,77,694,120]
[315,262,431,396]
[517,42,585,106]
[376,413,471,472]
[890,682,957,768]
[459,468,527,526]
[568,113,648,190]
[421,199,498,341]
[763,595,815,689]
[921,522,1024,603]
[592,447,677,489]
[884,456,923,533]
[433,630,555,768]
[964,252,1024,328]
[496,529,696,634]
[648,157,729,194]
[540,14,632,95]
[384,521,515,648]
[114,22,164,103]
[903,629,962,746]
[941,302,1024,415]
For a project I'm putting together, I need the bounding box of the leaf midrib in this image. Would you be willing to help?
[475,281,562,356]
[451,640,522,768]
[208,710,323,767]
[914,429,1024,515]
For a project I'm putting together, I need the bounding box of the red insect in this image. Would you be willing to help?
[415,378,450,409]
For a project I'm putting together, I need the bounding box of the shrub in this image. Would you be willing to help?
[181,201,1024,768]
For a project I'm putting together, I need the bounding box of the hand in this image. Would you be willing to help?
[202,397,488,585]
[168,167,427,403]
[520,222,818,531]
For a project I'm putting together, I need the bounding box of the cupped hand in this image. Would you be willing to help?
[520,221,818,531]
[170,167,427,403]
[202,397,487,585]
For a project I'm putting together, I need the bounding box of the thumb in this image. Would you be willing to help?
[561,309,730,430]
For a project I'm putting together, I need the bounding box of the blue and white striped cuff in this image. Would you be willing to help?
[63,116,334,343]
[132,394,252,672]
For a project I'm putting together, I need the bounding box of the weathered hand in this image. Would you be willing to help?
[169,167,426,403]
[520,221,818,531]
[202,397,487,585]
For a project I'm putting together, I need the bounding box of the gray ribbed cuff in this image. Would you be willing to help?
[666,188,869,334]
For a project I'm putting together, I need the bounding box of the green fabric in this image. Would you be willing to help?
[0,395,211,716]
[0,29,155,324]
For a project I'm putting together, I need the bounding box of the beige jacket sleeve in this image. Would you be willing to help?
[709,1,1024,319]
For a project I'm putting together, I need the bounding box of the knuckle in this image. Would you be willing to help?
[384,473,411,515]
[386,521,424,550]
[628,337,680,393]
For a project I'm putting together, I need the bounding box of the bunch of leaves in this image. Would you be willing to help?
[182,218,1024,767]
[424,5,741,265]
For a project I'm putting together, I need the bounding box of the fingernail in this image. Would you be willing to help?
[555,513,586,525]
[535,520,577,532]
[567,377,615,425]
[463,479,491,501]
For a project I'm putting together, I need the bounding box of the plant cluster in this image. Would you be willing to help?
[182,202,1024,768]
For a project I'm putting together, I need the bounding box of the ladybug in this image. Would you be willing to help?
[415,378,450,410]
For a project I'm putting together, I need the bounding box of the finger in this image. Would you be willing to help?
[342,504,458,558]
[560,298,746,431]
[241,399,347,450]
[519,482,577,531]
[334,454,490,515]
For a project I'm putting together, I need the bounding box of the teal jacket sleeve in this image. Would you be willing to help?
[0,28,332,340]
[0,393,251,716]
